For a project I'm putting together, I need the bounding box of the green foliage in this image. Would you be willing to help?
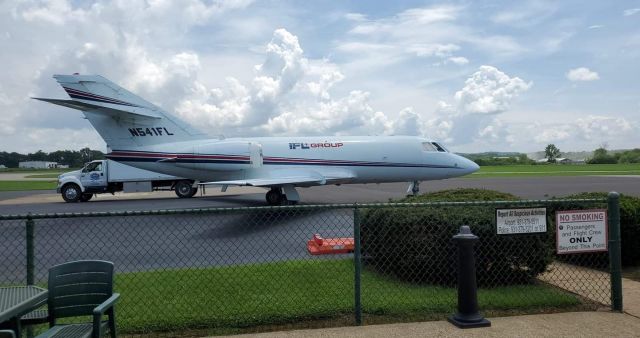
[361,189,554,287]
[544,144,561,163]
[563,192,640,266]
[0,147,105,168]
[473,163,640,178]
[0,180,57,191]
[461,153,535,166]
[616,149,640,163]
[587,147,617,164]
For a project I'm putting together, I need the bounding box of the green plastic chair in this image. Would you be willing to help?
[0,330,16,338]
[35,260,119,338]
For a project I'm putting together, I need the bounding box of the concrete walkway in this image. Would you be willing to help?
[213,277,640,338]
[219,312,640,338]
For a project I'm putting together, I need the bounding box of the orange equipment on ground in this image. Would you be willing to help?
[307,233,355,255]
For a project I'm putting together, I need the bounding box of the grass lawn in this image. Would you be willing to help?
[469,163,640,178]
[0,180,56,191]
[112,259,581,335]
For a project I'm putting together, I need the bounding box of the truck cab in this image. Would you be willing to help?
[57,160,195,202]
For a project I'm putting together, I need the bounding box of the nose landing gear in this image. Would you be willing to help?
[407,180,420,197]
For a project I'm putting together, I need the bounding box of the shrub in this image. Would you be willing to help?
[361,189,554,287]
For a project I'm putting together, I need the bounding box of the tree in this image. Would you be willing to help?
[588,147,617,164]
[544,144,561,163]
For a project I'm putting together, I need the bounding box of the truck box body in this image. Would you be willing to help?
[106,160,180,182]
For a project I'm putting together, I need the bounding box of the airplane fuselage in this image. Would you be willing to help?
[106,135,478,185]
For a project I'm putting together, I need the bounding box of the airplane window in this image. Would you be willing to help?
[431,142,447,152]
[422,142,437,152]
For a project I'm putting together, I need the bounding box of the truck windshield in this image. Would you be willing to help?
[84,162,102,172]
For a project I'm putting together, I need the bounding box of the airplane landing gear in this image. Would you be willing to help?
[407,180,420,197]
[266,188,285,206]
[266,186,300,206]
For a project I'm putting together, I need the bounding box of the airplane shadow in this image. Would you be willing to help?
[199,207,338,240]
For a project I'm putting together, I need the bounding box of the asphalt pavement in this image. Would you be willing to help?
[1,176,639,214]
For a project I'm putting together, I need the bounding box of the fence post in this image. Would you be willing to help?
[608,192,623,311]
[26,215,35,285]
[353,205,362,326]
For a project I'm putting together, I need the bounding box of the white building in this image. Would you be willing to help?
[0,164,6,169]
[18,161,59,169]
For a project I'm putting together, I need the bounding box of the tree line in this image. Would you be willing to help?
[587,147,640,164]
[545,144,640,164]
[0,148,105,168]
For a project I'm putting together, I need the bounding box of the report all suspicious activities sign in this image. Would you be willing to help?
[556,209,608,254]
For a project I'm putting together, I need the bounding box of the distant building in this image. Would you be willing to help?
[0,164,6,169]
[19,161,60,169]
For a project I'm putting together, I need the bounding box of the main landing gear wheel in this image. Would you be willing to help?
[79,193,93,202]
[266,188,285,206]
[175,180,198,198]
[61,184,81,203]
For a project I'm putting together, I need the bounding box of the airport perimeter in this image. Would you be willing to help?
[0,196,623,337]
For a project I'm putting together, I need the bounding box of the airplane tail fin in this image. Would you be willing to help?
[34,74,207,150]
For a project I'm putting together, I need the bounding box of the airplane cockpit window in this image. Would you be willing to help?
[422,142,437,152]
[431,142,448,152]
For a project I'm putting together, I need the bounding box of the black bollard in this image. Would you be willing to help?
[448,225,491,328]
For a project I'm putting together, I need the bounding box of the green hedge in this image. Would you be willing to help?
[361,189,554,287]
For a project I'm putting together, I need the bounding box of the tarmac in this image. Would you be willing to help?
[214,277,640,338]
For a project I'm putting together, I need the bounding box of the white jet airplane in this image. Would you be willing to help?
[35,74,479,205]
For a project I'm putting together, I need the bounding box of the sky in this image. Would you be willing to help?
[0,0,638,154]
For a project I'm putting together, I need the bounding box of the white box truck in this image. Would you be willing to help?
[56,159,198,202]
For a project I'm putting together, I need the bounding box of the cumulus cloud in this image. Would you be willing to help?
[454,66,531,114]
[420,66,531,146]
[576,115,633,140]
[566,67,599,81]
[533,125,571,143]
[0,0,255,152]
[391,107,421,136]
[174,29,394,137]
[524,115,635,145]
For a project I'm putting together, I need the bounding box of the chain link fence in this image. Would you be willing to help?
[0,196,621,337]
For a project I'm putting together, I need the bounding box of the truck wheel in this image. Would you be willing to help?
[80,193,93,202]
[61,184,81,203]
[175,180,197,198]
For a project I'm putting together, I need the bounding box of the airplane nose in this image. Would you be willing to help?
[454,155,480,175]
[467,159,480,174]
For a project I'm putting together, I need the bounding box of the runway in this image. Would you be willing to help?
[1,176,637,283]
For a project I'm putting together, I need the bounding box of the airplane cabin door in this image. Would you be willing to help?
[249,142,263,168]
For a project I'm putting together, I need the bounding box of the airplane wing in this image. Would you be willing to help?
[199,168,355,187]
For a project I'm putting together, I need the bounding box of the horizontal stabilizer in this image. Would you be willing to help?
[32,97,161,120]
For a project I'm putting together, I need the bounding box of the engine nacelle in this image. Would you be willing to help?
[175,141,262,171]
